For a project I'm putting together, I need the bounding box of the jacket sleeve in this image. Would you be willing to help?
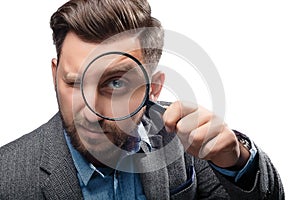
[194,146,285,200]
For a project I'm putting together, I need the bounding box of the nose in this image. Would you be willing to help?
[82,103,104,123]
[81,85,107,122]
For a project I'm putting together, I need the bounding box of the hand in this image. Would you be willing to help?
[163,101,250,169]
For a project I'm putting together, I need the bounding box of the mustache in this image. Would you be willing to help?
[73,115,117,133]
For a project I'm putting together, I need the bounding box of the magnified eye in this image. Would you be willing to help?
[100,78,130,95]
[108,79,126,89]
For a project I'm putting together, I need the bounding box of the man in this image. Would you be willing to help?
[0,0,284,199]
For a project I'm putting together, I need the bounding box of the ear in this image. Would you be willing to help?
[51,58,58,89]
[149,71,165,101]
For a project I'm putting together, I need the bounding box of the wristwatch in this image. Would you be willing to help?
[233,130,252,151]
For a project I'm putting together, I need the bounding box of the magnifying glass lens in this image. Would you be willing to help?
[81,52,149,121]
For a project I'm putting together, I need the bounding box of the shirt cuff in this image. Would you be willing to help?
[209,136,258,182]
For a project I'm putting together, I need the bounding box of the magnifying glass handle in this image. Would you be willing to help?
[146,100,171,114]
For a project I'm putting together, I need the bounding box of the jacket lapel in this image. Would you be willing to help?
[41,158,83,200]
[139,134,170,200]
[139,109,190,200]
[39,113,83,200]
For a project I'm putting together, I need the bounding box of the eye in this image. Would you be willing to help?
[66,80,81,87]
[108,79,126,89]
[97,72,134,96]
[99,78,130,96]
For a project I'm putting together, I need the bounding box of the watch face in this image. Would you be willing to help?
[239,137,251,150]
[234,130,251,150]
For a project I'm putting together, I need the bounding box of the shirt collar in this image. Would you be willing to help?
[64,122,152,186]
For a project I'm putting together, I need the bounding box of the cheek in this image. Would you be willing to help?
[56,79,83,122]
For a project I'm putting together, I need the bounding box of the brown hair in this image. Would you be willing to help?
[50,0,164,70]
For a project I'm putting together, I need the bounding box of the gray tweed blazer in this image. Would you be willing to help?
[0,112,284,199]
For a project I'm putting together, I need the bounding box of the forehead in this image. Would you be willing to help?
[59,32,143,74]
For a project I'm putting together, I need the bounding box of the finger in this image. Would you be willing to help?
[183,121,224,157]
[163,101,197,132]
[198,128,237,163]
[176,108,214,135]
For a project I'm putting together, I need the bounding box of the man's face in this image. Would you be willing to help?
[51,32,160,166]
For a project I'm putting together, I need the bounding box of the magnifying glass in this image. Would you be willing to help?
[81,51,169,121]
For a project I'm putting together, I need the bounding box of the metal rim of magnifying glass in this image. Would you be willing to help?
[80,51,151,121]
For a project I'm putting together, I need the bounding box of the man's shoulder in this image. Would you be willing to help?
[0,113,64,199]
[0,126,43,158]
[0,113,62,159]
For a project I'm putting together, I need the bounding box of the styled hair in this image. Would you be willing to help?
[50,0,164,71]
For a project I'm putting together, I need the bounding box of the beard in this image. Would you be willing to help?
[57,98,143,167]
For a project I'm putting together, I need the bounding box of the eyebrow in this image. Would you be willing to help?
[104,63,137,75]
[63,73,81,82]
[102,60,147,80]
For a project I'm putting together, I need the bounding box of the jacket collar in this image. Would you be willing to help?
[39,113,83,199]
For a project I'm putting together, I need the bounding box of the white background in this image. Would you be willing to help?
[0,1,299,199]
